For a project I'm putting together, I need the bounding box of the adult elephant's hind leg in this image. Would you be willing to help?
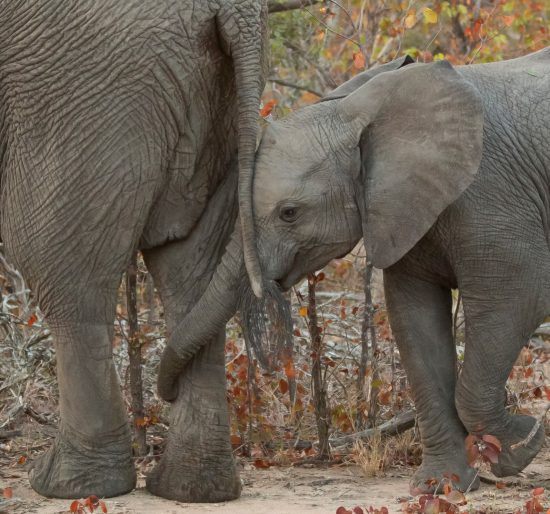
[29,311,136,498]
[143,182,241,502]
[384,268,478,494]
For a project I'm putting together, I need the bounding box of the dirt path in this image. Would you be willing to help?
[1,445,548,514]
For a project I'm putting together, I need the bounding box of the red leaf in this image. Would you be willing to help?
[2,487,13,499]
[279,378,289,395]
[27,313,38,326]
[482,443,500,464]
[482,435,502,451]
[533,487,545,496]
[465,434,481,465]
[260,99,277,118]
[70,500,81,513]
[496,482,507,489]
[336,508,353,514]
[99,500,108,513]
[253,458,271,469]
[352,507,364,514]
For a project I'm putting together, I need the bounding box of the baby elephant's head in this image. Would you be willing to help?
[252,57,484,288]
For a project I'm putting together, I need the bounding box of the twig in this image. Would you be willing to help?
[24,405,50,425]
[268,77,323,97]
[364,263,379,428]
[303,6,362,48]
[307,273,330,460]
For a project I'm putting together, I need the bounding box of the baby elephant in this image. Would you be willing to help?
[160,48,549,494]
[250,49,550,493]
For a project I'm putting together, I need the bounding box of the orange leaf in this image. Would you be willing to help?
[279,378,289,395]
[445,489,467,505]
[260,99,277,118]
[230,434,242,446]
[27,313,38,326]
[17,455,27,465]
[299,306,308,317]
[3,487,13,499]
[496,481,507,489]
[353,52,366,70]
[284,359,296,380]
[405,12,417,29]
[533,487,545,496]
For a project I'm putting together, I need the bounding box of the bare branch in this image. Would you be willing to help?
[268,77,323,97]
[268,0,322,14]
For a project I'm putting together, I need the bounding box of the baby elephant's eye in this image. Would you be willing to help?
[280,206,298,223]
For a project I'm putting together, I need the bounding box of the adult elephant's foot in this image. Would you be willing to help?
[146,431,241,502]
[490,415,545,477]
[410,455,479,495]
[29,423,136,499]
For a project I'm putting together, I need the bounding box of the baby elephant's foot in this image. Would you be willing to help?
[491,415,545,477]
[410,455,479,495]
[29,424,136,499]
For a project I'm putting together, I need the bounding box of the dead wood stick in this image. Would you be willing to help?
[0,429,22,440]
[329,409,416,447]
[126,252,147,457]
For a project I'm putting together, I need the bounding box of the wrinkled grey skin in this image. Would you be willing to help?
[160,48,550,494]
[0,0,268,502]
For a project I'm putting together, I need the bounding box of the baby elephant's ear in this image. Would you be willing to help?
[337,60,484,269]
[320,55,414,102]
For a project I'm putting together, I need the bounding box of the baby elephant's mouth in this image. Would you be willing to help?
[278,269,306,292]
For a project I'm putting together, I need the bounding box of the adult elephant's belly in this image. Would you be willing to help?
[139,132,237,250]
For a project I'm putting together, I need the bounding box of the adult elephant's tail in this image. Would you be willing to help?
[217,0,268,299]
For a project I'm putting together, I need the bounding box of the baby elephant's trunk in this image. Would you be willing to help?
[157,222,294,402]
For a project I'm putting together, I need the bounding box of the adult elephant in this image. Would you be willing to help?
[0,0,268,502]
[159,48,550,494]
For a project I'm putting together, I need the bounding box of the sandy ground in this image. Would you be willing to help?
[1,444,549,514]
